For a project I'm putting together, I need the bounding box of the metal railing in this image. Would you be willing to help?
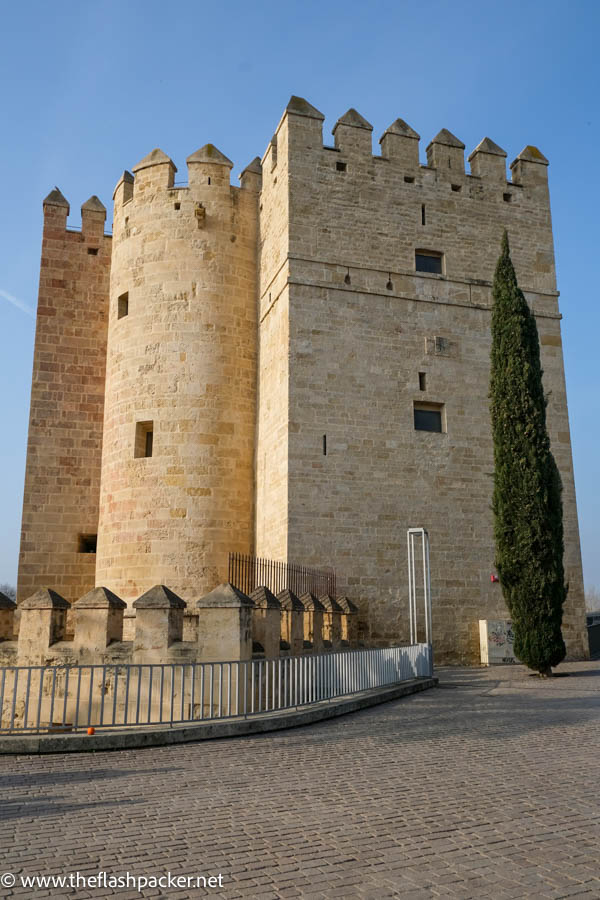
[0,644,432,735]
[407,527,432,645]
[228,552,336,598]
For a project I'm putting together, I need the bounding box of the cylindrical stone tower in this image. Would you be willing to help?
[95,145,260,607]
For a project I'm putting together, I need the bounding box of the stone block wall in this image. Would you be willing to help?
[17,193,110,609]
[95,146,259,607]
[256,99,588,664]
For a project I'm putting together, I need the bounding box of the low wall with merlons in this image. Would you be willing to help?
[0,584,359,669]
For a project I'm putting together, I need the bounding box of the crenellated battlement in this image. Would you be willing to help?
[269,95,549,191]
[257,96,556,299]
[42,187,112,242]
[0,584,358,669]
[111,143,262,219]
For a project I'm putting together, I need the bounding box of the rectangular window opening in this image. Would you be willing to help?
[336,161,347,172]
[404,176,415,184]
[451,184,461,192]
[418,372,427,391]
[78,534,97,553]
[135,421,154,458]
[421,205,426,226]
[414,402,444,433]
[415,250,443,275]
[503,193,512,203]
[87,247,99,255]
[174,202,181,210]
[118,291,129,319]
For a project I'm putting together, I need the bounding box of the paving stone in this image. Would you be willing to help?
[1,662,600,898]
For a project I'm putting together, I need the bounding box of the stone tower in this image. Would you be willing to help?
[254,97,587,662]
[94,144,259,605]
[17,191,110,606]
[17,96,589,663]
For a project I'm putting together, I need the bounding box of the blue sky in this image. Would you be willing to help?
[1,0,598,592]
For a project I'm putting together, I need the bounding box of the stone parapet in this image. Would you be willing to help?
[133,585,187,663]
[17,589,70,665]
[319,595,344,649]
[4,582,361,669]
[250,586,281,659]
[277,589,304,656]
[73,587,126,662]
[196,583,254,663]
[298,592,325,652]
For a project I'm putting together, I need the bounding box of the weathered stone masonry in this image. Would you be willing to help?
[15,96,588,664]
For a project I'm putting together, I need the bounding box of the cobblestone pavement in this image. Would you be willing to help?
[2,661,600,899]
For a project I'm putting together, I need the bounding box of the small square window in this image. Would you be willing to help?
[118,292,129,319]
[451,184,461,193]
[336,161,347,172]
[414,402,444,433]
[503,193,512,203]
[415,251,443,275]
[135,421,154,458]
[87,247,99,255]
[174,202,181,210]
[78,534,97,553]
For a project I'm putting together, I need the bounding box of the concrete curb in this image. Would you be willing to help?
[0,676,437,755]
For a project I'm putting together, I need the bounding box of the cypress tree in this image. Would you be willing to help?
[489,231,566,676]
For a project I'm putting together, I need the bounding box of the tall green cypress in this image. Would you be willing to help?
[489,231,566,676]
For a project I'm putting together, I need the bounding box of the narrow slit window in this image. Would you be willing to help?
[118,292,129,319]
[207,176,211,185]
[414,402,444,433]
[323,434,327,455]
[419,372,427,391]
[135,421,154,458]
[415,250,443,275]
[421,205,426,226]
